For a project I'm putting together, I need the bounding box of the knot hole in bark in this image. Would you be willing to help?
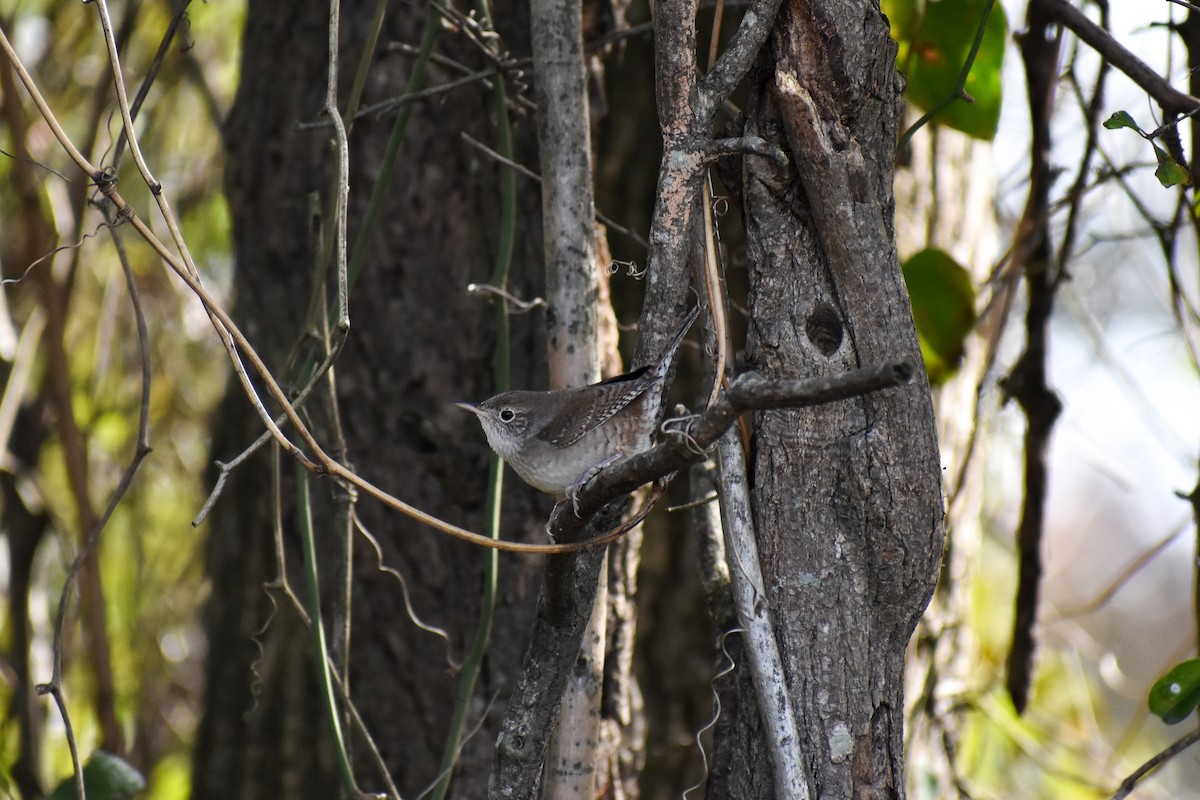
[805,302,843,356]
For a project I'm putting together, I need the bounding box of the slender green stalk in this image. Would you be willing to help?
[297,467,362,798]
[430,0,517,791]
[344,0,391,139]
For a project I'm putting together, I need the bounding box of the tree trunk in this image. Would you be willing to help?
[192,1,550,796]
[711,0,944,796]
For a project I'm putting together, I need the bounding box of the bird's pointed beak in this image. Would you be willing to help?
[453,402,486,418]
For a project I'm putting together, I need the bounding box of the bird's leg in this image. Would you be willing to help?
[568,454,623,517]
[544,497,573,542]
[542,454,626,540]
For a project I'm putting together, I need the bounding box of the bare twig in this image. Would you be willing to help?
[1043,0,1200,115]
[1003,0,1064,714]
[1055,29,1111,284]
[703,136,788,164]
[36,217,154,800]
[342,0,389,138]
[460,132,649,248]
[715,426,811,799]
[351,69,499,122]
[112,0,194,169]
[1110,725,1200,799]
[695,0,786,118]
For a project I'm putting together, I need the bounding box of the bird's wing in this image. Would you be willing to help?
[536,367,654,447]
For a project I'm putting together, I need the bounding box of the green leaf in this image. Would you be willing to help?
[1102,110,1142,132]
[902,248,977,384]
[47,751,146,800]
[1155,159,1191,187]
[1149,660,1200,724]
[1151,143,1192,187]
[900,0,1008,140]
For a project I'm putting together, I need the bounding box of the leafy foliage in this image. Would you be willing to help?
[902,248,976,383]
[886,0,1008,140]
[1103,110,1192,188]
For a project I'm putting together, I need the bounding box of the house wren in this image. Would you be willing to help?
[456,306,699,501]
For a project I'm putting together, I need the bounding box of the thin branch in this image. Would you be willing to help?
[1055,28,1111,282]
[460,132,649,249]
[1110,725,1200,799]
[558,362,916,550]
[704,136,788,164]
[466,282,547,312]
[35,217,154,800]
[696,0,786,121]
[1049,516,1191,621]
[1043,0,1200,115]
[324,11,350,333]
[715,426,812,799]
[1003,0,1064,715]
[112,0,193,170]
[40,690,85,800]
[341,0,389,138]
[345,69,499,123]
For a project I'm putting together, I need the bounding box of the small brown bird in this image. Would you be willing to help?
[456,306,698,506]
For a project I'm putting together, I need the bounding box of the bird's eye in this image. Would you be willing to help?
[499,408,516,423]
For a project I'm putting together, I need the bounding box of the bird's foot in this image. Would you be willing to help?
[567,454,622,517]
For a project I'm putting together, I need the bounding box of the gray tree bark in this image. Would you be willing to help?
[711,0,944,796]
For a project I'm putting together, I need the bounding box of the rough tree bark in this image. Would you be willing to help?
[711,0,944,796]
[192,1,551,797]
